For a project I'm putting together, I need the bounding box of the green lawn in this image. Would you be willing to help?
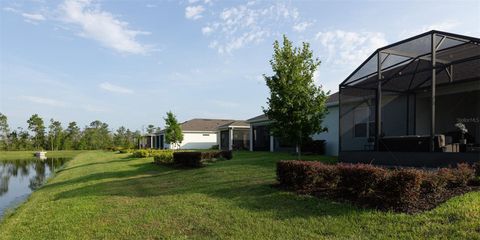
[0,150,84,161]
[0,151,479,239]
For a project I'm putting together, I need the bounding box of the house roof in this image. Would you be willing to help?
[340,30,480,91]
[218,120,250,129]
[247,92,339,123]
[180,118,236,132]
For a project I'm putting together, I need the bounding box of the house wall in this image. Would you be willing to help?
[313,105,339,156]
[164,132,218,149]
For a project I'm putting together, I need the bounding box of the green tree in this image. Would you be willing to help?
[63,122,81,150]
[145,124,157,134]
[27,114,46,150]
[81,120,112,150]
[263,35,328,159]
[0,113,10,150]
[47,119,63,151]
[163,111,183,150]
[113,126,129,148]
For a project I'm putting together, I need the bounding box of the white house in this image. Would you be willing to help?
[247,92,339,156]
[155,118,238,150]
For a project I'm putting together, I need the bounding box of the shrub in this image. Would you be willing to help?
[276,160,337,193]
[210,145,219,150]
[173,150,233,168]
[153,150,174,165]
[437,163,475,188]
[336,163,387,204]
[173,152,203,167]
[474,162,480,177]
[132,149,150,158]
[381,169,423,210]
[276,160,476,213]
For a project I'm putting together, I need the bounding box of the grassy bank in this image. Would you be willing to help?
[0,150,84,161]
[0,151,478,239]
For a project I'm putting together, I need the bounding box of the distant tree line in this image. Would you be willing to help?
[0,113,147,151]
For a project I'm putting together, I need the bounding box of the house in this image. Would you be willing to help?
[338,30,479,167]
[156,118,237,150]
[217,120,250,150]
[139,133,159,149]
[247,92,340,155]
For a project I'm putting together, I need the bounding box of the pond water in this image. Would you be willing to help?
[0,157,69,218]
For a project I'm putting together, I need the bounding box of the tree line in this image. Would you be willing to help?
[0,113,147,151]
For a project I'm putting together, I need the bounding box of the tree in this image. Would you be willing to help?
[0,113,10,150]
[263,35,328,159]
[27,114,46,150]
[113,126,129,148]
[47,119,63,151]
[163,111,183,150]
[81,120,112,150]
[146,124,156,134]
[63,122,81,150]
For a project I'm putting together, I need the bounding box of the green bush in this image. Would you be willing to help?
[153,150,174,165]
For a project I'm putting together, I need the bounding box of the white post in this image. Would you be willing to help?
[229,128,233,150]
[270,135,274,152]
[249,127,253,151]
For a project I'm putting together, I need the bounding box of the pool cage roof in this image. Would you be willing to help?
[339,30,480,93]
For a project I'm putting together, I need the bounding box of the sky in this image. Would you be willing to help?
[1,0,479,132]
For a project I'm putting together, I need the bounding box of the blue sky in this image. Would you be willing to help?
[1,0,479,131]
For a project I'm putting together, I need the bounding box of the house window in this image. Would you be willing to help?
[354,107,374,138]
[203,134,210,136]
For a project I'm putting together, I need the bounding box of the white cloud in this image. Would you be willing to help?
[22,13,46,21]
[145,4,156,8]
[203,2,301,54]
[21,96,67,107]
[293,21,311,32]
[3,7,19,13]
[185,5,205,20]
[315,30,388,66]
[60,0,151,54]
[99,82,134,94]
[202,26,214,35]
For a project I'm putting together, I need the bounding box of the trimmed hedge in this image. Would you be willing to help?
[277,160,477,213]
[153,150,174,165]
[132,149,175,158]
[173,150,233,168]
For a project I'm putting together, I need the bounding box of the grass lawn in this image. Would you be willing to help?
[0,150,84,161]
[0,151,479,239]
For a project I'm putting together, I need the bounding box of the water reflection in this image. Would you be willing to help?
[0,157,69,217]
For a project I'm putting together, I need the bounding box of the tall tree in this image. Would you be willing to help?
[82,120,112,150]
[63,122,81,150]
[163,111,183,150]
[263,35,328,159]
[47,119,63,151]
[113,126,128,148]
[0,113,10,150]
[27,114,46,150]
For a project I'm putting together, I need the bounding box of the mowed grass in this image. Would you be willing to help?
[0,150,84,161]
[0,151,479,240]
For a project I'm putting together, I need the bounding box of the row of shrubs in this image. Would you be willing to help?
[130,149,174,158]
[277,160,479,213]
[171,151,233,168]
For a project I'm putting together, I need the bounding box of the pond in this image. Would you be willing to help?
[0,157,69,218]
